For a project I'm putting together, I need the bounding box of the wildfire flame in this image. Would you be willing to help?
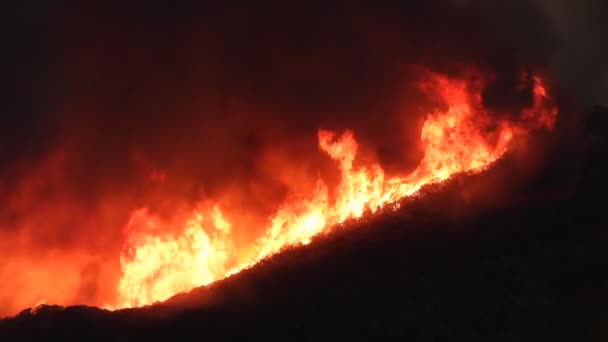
[113,70,558,308]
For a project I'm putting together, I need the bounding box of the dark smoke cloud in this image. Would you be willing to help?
[453,0,608,105]
[0,1,604,315]
[536,0,608,105]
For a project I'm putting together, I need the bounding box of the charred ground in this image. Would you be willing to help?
[1,107,606,340]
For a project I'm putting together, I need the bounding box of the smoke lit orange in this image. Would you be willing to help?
[113,70,558,309]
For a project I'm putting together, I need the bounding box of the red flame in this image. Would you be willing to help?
[110,70,558,309]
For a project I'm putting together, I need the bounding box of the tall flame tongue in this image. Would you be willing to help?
[114,71,557,308]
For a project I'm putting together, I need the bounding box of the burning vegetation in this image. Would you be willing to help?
[0,1,586,320]
[112,70,557,308]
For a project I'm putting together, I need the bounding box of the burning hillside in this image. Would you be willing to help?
[0,1,604,327]
[2,103,606,339]
[113,70,557,308]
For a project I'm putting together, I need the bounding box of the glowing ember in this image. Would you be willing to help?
[114,70,558,308]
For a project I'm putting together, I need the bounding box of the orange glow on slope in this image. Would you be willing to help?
[114,71,558,308]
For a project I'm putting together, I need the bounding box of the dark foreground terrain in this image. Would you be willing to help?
[1,108,607,340]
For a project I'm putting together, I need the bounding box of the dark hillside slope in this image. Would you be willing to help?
[1,108,607,340]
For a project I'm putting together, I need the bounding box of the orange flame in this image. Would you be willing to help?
[113,70,558,308]
[116,205,234,307]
